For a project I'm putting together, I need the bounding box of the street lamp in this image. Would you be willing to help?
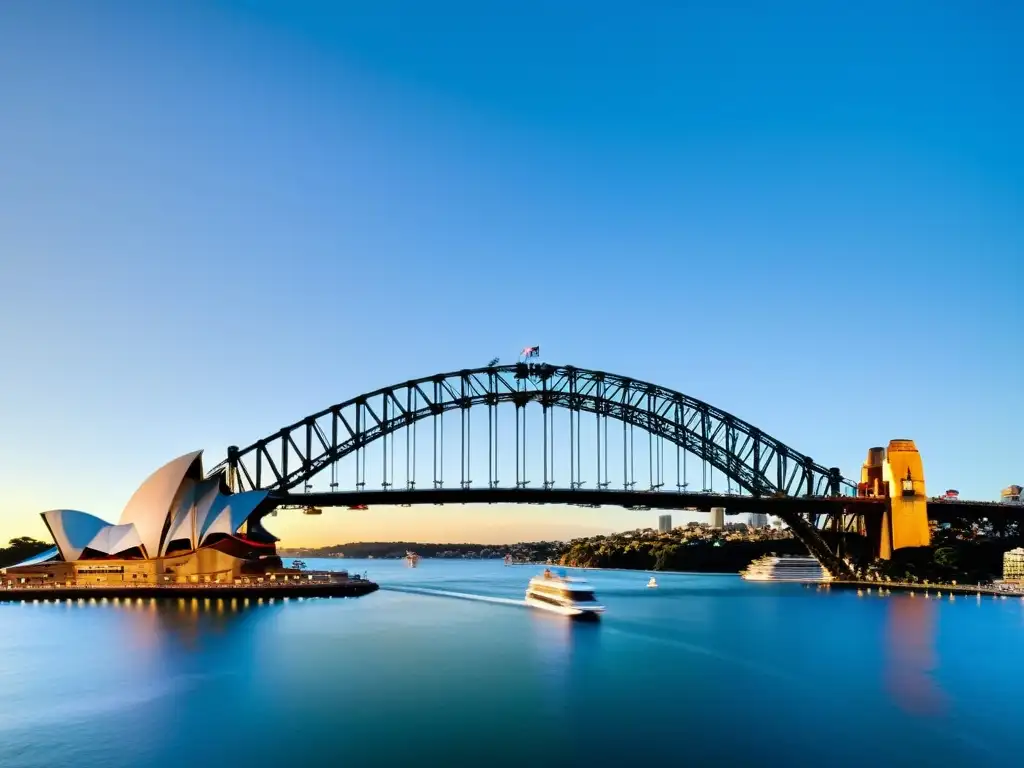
[901,470,915,498]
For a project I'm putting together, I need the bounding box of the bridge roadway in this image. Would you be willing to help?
[274,488,874,513]
[273,489,1011,519]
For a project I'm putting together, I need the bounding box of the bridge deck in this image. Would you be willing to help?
[271,489,1012,521]
[274,488,877,513]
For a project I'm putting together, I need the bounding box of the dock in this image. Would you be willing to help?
[0,577,379,603]
[825,580,1019,598]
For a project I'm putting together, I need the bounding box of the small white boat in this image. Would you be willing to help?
[647,577,658,588]
[525,569,605,618]
[405,551,420,567]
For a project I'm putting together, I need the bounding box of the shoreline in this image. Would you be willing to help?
[537,568,1015,594]
[511,562,739,577]
[827,580,1014,597]
[0,579,379,603]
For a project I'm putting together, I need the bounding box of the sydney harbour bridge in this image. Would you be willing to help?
[210,362,1007,579]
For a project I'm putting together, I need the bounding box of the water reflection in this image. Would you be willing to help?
[529,610,603,674]
[527,608,604,733]
[884,595,947,716]
[0,597,280,757]
[122,597,256,651]
[20,594,275,653]
[5,563,1020,768]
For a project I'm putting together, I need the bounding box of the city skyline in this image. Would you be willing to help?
[1,1,1021,545]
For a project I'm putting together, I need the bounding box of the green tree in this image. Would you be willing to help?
[0,537,51,568]
[654,545,679,572]
[934,546,959,568]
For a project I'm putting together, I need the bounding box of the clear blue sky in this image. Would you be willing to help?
[1,1,1021,545]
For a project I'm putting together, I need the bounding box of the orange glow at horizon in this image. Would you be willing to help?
[260,505,630,548]
[0,491,710,548]
[257,504,680,546]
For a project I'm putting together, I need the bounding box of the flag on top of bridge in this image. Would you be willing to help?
[521,345,540,358]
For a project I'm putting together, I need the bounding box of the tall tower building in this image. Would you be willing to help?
[709,507,725,529]
[658,514,672,533]
[749,513,768,528]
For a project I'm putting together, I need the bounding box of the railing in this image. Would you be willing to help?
[0,572,364,591]
[830,579,1021,597]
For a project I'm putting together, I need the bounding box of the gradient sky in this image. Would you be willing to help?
[1,1,1021,547]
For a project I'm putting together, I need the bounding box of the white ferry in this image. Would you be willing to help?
[405,551,420,567]
[741,555,832,583]
[525,569,605,618]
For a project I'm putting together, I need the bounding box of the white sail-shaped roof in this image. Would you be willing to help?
[86,523,145,557]
[5,546,60,570]
[160,475,225,555]
[118,450,203,558]
[190,476,228,546]
[160,478,198,556]
[34,452,273,564]
[41,510,112,561]
[198,490,269,546]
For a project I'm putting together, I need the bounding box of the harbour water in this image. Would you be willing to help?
[1,559,1021,767]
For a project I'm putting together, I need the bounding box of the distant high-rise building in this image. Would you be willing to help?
[658,514,672,533]
[709,507,725,529]
[749,513,768,528]
[1004,547,1024,582]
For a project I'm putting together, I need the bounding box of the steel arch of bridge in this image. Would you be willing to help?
[216,363,855,499]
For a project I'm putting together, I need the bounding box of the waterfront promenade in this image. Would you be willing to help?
[0,573,378,603]
[827,580,1024,598]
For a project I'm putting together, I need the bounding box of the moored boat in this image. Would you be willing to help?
[741,555,832,583]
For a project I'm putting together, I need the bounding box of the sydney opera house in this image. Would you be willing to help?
[3,451,282,586]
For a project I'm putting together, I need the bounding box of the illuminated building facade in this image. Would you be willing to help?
[858,440,930,559]
[1003,548,1024,582]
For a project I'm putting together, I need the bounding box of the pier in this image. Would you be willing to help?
[0,575,378,603]
[824,580,1020,598]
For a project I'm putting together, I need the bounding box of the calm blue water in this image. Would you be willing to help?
[1,560,1020,767]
